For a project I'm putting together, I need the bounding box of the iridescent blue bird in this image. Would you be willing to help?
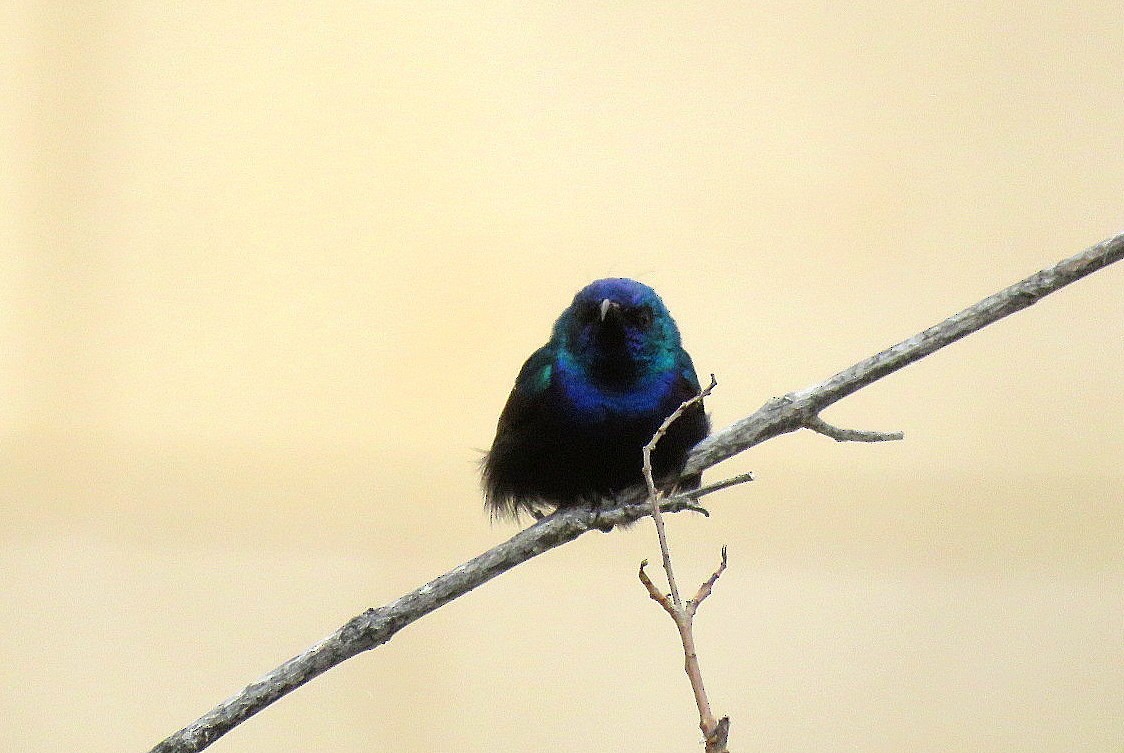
[483,278,709,520]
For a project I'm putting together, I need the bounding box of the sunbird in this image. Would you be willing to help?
[483,278,709,520]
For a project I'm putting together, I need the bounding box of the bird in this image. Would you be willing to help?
[482,278,709,521]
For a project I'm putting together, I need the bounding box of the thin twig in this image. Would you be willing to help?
[682,231,1124,477]
[638,558,672,610]
[648,471,756,517]
[688,545,727,620]
[804,415,904,442]
[636,557,729,752]
[639,379,730,752]
[641,374,717,606]
[677,472,755,502]
[149,231,1124,753]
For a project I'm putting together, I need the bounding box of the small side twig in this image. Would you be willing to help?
[804,415,904,443]
[638,554,730,753]
[635,472,754,518]
[641,374,717,605]
[677,472,755,502]
[639,376,730,753]
[688,545,727,619]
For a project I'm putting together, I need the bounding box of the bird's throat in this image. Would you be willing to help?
[589,330,640,386]
[572,312,646,387]
[589,354,639,386]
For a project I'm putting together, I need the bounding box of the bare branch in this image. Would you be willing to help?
[638,549,729,752]
[708,717,731,753]
[687,545,728,620]
[641,374,718,607]
[638,559,676,614]
[149,231,1124,753]
[150,503,655,753]
[688,472,756,499]
[804,415,904,443]
[683,231,1124,476]
[647,472,757,519]
[639,379,730,749]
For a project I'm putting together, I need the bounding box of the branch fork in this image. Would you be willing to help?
[803,414,904,443]
[640,376,731,753]
[149,231,1124,753]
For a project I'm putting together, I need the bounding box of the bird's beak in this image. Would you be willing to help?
[599,298,615,322]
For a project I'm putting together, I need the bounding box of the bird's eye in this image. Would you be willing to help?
[626,306,654,328]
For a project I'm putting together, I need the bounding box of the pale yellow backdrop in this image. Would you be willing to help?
[2,3,1122,752]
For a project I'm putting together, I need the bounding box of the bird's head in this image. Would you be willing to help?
[553,278,682,383]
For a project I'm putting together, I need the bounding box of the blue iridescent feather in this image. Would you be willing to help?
[482,278,709,520]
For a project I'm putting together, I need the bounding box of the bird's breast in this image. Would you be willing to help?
[555,366,677,423]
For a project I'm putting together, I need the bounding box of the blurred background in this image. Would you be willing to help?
[2,3,1122,752]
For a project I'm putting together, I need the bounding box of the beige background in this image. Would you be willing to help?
[3,4,1122,752]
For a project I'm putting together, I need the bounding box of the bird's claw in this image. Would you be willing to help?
[588,500,615,533]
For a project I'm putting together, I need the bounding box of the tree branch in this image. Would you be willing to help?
[642,374,718,607]
[639,377,729,751]
[638,548,731,753]
[149,231,1123,753]
[804,415,904,443]
[682,231,1124,476]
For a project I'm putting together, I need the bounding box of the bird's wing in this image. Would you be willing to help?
[676,347,704,393]
[494,345,555,435]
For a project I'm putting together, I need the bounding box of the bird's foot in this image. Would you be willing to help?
[588,499,615,533]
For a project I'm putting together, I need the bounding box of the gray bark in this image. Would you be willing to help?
[150,231,1124,753]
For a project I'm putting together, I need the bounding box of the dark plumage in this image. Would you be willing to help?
[483,278,709,520]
